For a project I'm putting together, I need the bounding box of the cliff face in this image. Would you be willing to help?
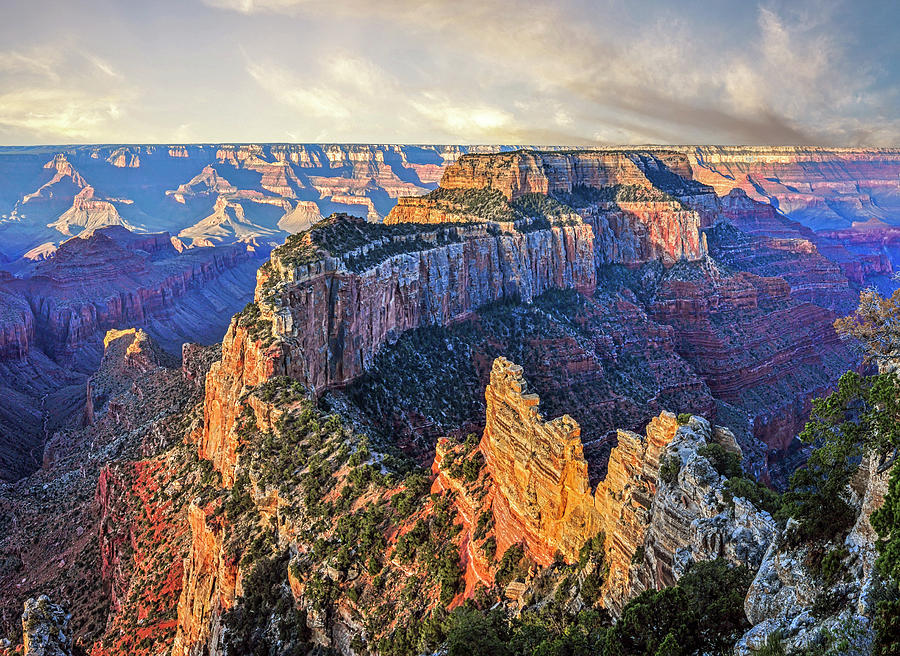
[199,216,596,483]
[387,150,710,265]
[478,358,682,583]
[171,503,238,656]
[197,324,283,486]
[437,151,696,201]
[47,186,132,237]
[479,357,604,564]
[683,146,900,231]
[737,455,893,654]
[628,418,775,605]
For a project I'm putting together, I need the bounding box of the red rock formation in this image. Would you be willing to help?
[649,268,856,455]
[197,324,283,485]
[0,226,255,362]
[596,413,678,611]
[264,217,596,392]
[171,503,238,656]
[387,150,710,264]
[480,357,602,564]
[479,357,679,568]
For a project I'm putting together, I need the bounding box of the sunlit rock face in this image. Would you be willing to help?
[0,144,517,259]
[479,356,606,564]
[477,358,681,583]
[388,149,711,265]
[681,146,900,231]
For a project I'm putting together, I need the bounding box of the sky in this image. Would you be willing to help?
[0,0,897,146]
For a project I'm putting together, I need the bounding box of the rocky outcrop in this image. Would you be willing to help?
[480,357,605,564]
[0,227,258,480]
[171,503,238,656]
[479,358,682,575]
[462,359,773,617]
[0,226,257,362]
[197,323,283,485]
[20,596,72,656]
[596,412,679,613]
[621,417,776,611]
[736,455,893,654]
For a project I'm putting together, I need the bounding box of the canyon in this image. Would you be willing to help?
[0,145,898,656]
[0,226,259,480]
[0,145,516,260]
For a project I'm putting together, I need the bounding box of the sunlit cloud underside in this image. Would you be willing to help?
[0,0,897,145]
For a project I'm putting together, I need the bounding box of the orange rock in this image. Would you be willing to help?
[171,503,238,656]
[479,357,679,570]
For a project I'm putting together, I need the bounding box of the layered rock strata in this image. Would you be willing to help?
[626,418,776,608]
[387,150,711,265]
[171,503,238,656]
[683,146,900,231]
[200,217,596,483]
[479,357,681,574]
[480,357,605,564]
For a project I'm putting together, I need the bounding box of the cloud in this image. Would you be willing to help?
[410,94,512,136]
[0,47,136,141]
[2,0,896,144]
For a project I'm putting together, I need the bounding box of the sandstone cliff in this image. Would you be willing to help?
[479,356,605,564]
[386,150,710,265]
[477,358,683,593]
[171,503,238,656]
[627,417,775,610]
[199,215,596,484]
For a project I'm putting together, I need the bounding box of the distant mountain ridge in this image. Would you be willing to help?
[1,144,898,262]
[0,145,520,260]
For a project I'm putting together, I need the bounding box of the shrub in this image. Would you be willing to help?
[723,476,781,515]
[495,543,527,588]
[677,413,692,425]
[697,443,743,480]
[817,546,849,584]
[659,454,681,487]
